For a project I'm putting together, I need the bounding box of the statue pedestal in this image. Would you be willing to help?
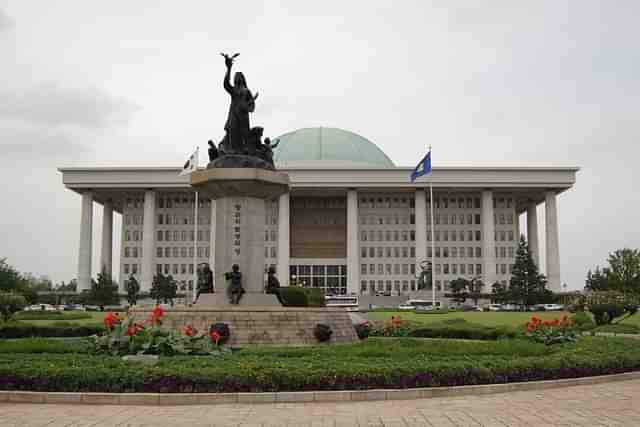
[196,293,281,307]
[190,168,289,305]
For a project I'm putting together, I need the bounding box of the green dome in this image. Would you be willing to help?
[273,127,395,168]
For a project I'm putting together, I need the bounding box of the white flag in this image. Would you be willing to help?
[179,149,198,176]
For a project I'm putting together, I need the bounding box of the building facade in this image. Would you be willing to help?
[59,127,577,301]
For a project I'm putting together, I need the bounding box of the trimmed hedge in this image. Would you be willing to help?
[0,322,104,339]
[370,319,519,340]
[0,337,639,392]
[14,311,92,321]
[279,287,326,307]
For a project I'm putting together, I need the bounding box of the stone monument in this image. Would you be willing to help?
[132,53,358,345]
[189,52,289,306]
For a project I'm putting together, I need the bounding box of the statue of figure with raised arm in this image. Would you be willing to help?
[221,53,258,154]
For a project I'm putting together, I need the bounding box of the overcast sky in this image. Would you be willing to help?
[0,1,638,289]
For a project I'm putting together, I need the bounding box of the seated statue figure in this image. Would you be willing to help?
[265,266,283,304]
[224,264,244,305]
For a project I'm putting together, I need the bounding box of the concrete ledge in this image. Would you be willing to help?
[2,371,639,406]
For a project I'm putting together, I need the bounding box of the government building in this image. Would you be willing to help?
[59,127,578,303]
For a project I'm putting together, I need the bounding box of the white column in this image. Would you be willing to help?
[414,188,427,268]
[545,191,561,292]
[481,190,497,286]
[141,190,156,292]
[277,193,290,286]
[77,192,93,292]
[526,202,539,267]
[101,200,113,277]
[346,189,359,295]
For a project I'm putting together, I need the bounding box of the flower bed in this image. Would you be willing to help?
[0,337,639,393]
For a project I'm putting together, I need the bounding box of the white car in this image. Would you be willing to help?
[487,304,502,311]
[543,304,564,311]
[397,303,415,311]
[24,304,58,312]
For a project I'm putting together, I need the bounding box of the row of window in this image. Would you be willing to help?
[157,263,196,275]
[360,263,417,276]
[156,230,209,242]
[157,214,210,226]
[360,230,416,242]
[157,196,210,209]
[359,278,510,293]
[359,196,517,211]
[156,246,210,258]
[361,246,416,258]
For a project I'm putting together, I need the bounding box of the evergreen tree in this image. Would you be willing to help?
[87,267,119,306]
[491,281,508,304]
[449,278,469,304]
[509,235,548,309]
[585,266,610,292]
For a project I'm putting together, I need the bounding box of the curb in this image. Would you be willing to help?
[1,371,639,406]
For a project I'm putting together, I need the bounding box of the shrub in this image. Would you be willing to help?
[0,293,27,322]
[313,324,332,342]
[279,287,308,307]
[354,322,370,339]
[0,338,89,354]
[305,289,326,307]
[570,311,596,331]
[589,303,625,325]
[407,321,518,340]
[0,322,104,338]
[13,311,91,321]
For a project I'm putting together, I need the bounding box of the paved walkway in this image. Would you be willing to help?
[1,379,639,427]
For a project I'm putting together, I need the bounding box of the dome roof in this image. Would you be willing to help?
[273,127,395,168]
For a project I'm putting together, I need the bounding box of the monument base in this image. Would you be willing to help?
[196,292,281,307]
[131,306,359,346]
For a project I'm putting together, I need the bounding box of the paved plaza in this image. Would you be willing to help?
[1,379,639,427]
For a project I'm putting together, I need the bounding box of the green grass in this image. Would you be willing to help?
[11,311,106,326]
[367,310,571,327]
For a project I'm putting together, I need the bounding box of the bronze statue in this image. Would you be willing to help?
[207,140,219,162]
[221,53,258,154]
[195,263,214,303]
[265,266,283,303]
[206,53,277,170]
[224,264,244,304]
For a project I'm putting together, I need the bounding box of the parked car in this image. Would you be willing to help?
[23,304,58,312]
[487,304,502,311]
[397,302,415,310]
[542,303,564,311]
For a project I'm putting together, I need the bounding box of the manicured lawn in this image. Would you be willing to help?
[13,311,106,326]
[366,310,571,327]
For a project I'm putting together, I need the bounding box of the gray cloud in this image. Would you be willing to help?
[0,9,13,32]
[0,84,138,128]
[0,126,89,160]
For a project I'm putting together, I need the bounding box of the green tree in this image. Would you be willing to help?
[87,267,119,306]
[491,281,508,304]
[449,278,469,304]
[0,258,24,293]
[509,235,548,309]
[150,273,177,306]
[607,249,640,294]
[585,267,610,292]
[0,293,27,322]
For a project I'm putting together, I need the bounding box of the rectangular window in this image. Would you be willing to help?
[157,247,163,257]
[460,264,466,274]
[378,264,384,274]
[435,264,442,274]
[452,264,457,275]
[369,264,375,274]
[476,264,482,274]
[361,264,367,275]
[157,231,163,241]
[475,247,482,257]
[475,230,481,241]
[410,264,416,274]
[131,264,138,274]
[435,247,441,258]
[475,214,481,225]
[361,247,367,258]
[468,264,474,274]
[124,264,130,274]
[443,264,449,274]
[377,247,384,257]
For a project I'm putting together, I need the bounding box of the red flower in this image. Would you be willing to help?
[125,324,138,336]
[150,305,165,325]
[103,312,120,330]
[210,330,221,345]
[183,325,195,337]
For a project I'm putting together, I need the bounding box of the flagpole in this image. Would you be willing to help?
[191,147,199,305]
[429,146,436,307]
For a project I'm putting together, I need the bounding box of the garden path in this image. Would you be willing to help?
[1,379,639,426]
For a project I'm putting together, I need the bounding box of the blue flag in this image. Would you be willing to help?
[410,150,432,182]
